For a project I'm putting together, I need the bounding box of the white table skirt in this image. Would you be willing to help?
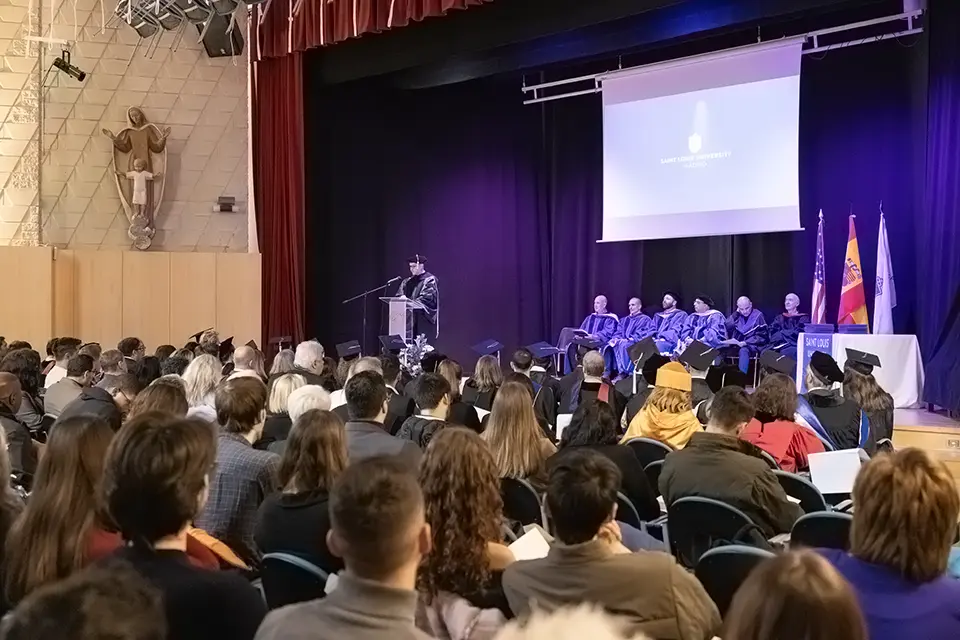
[796,333,925,408]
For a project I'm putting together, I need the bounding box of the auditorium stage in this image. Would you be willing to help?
[893,409,960,486]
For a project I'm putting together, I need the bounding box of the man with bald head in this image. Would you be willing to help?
[560,295,619,374]
[559,350,627,420]
[0,371,38,487]
[766,293,810,359]
[228,345,262,381]
[602,297,655,379]
[721,296,768,374]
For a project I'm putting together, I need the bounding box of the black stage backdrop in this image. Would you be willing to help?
[304,40,924,375]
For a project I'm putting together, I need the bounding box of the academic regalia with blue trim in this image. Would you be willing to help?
[653,309,688,354]
[680,310,727,349]
[603,313,656,375]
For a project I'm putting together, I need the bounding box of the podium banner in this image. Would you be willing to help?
[797,333,833,393]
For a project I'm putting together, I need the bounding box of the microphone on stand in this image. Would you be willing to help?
[387,276,402,284]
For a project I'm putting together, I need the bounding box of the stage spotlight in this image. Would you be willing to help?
[52,50,86,82]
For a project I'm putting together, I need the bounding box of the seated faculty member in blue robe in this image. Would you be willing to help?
[721,296,768,374]
[766,293,809,359]
[559,295,619,373]
[603,297,655,377]
[653,291,688,355]
[679,294,727,350]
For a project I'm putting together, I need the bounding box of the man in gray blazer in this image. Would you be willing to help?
[44,354,95,418]
[342,371,421,470]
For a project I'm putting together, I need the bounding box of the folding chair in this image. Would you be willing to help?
[695,545,775,617]
[773,470,829,513]
[667,496,772,569]
[615,492,642,529]
[261,552,329,609]
[790,511,853,551]
[500,477,545,528]
[623,437,674,468]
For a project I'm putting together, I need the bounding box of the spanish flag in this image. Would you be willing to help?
[838,215,869,328]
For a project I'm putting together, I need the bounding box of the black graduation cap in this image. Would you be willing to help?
[627,336,658,368]
[218,337,234,361]
[527,342,560,359]
[407,254,428,264]
[711,364,749,390]
[571,336,602,350]
[640,354,671,386]
[379,335,406,354]
[759,350,797,376]
[336,340,362,360]
[471,339,505,357]
[844,348,881,375]
[190,328,213,342]
[809,350,844,384]
[677,340,718,372]
[245,340,259,350]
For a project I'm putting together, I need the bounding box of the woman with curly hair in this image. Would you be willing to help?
[416,428,510,638]
[482,382,556,490]
[741,373,824,472]
[843,364,894,443]
[463,355,503,411]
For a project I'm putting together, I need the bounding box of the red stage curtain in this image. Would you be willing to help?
[251,0,490,60]
[252,53,306,352]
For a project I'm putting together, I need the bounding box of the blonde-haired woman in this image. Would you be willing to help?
[464,355,503,412]
[620,362,700,449]
[259,373,307,447]
[181,354,222,423]
[482,381,555,490]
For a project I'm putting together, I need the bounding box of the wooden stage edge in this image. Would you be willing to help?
[892,409,960,486]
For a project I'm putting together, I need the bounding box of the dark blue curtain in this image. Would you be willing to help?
[918,0,960,410]
[305,39,943,395]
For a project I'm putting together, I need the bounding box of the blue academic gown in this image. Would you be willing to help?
[603,313,656,375]
[680,310,727,349]
[563,313,619,373]
[653,309,689,354]
[766,313,809,359]
[724,309,768,373]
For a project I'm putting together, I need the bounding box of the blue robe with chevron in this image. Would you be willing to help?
[654,309,689,354]
[680,310,728,349]
[603,313,656,374]
[579,313,619,342]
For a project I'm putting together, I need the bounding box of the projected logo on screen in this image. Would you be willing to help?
[687,133,702,154]
[659,134,732,169]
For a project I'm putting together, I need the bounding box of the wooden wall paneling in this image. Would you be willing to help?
[0,247,53,349]
[215,253,261,345]
[74,251,124,347]
[169,253,217,346]
[121,252,171,351]
[52,249,76,339]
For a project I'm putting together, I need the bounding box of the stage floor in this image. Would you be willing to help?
[892,409,960,487]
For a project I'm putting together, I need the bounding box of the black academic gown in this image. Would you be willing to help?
[803,389,877,454]
[396,272,439,338]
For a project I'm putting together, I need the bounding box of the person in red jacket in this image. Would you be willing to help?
[741,373,824,472]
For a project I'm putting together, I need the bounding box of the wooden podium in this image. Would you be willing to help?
[380,297,428,343]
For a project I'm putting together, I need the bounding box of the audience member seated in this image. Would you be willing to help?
[820,449,960,640]
[503,449,720,638]
[267,385,333,455]
[495,604,658,640]
[381,353,416,436]
[126,380,189,421]
[559,351,627,419]
[155,344,176,361]
[4,416,114,605]
[255,409,347,574]
[482,381,556,491]
[229,345,266,382]
[463,355,503,411]
[721,296,768,374]
[842,358,894,443]
[197,330,221,359]
[621,354,670,429]
[291,340,326,386]
[1,562,167,640]
[101,413,267,639]
[44,354,95,418]
[44,337,81,388]
[171,347,195,364]
[417,428,514,633]
[799,351,875,453]
[621,362,701,449]
[342,371,422,470]
[511,348,558,429]
[118,336,146,371]
[0,348,44,432]
[255,457,434,640]
[55,372,142,432]
[741,373,824,472]
[404,352,448,400]
[676,343,715,423]
[765,293,809,359]
[134,355,162,389]
[331,356,383,414]
[724,550,866,640]
[0,429,24,583]
[182,354,222,423]
[552,400,659,521]
[438,359,481,432]
[397,373,451,449]
[259,373,307,446]
[269,348,296,377]
[0,372,39,488]
[160,355,189,377]
[96,349,127,390]
[659,387,802,538]
[195,378,279,565]
[679,295,727,351]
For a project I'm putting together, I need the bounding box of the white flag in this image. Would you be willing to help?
[873,210,896,334]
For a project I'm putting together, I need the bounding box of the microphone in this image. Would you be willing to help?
[386,276,401,284]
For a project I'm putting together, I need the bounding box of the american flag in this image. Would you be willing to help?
[811,210,826,324]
